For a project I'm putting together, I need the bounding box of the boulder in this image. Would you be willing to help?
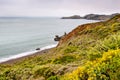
[54,35,61,41]
[36,48,40,50]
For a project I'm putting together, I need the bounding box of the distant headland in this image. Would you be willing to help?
[61,13,120,20]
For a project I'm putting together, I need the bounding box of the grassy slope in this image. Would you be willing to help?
[0,15,120,80]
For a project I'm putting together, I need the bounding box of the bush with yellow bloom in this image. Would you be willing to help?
[61,49,120,80]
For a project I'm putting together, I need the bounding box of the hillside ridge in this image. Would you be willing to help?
[61,13,120,20]
[58,14,120,46]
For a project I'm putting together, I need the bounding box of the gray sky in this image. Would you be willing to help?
[0,0,120,17]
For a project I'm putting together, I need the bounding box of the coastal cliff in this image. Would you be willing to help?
[0,14,120,80]
[61,15,82,19]
[61,13,119,20]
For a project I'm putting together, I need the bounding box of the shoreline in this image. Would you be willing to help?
[0,48,54,64]
[0,44,57,64]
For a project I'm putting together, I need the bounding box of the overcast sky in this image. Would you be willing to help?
[0,0,120,17]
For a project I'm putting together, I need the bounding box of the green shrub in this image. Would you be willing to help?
[87,33,120,60]
[0,75,6,80]
[47,76,59,80]
[34,67,55,78]
[64,46,78,53]
[111,23,120,32]
[53,55,76,64]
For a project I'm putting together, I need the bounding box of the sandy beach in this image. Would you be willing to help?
[0,48,53,65]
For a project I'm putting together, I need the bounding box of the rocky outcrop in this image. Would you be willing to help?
[83,13,120,20]
[54,32,67,41]
[83,14,110,20]
[54,35,62,41]
[61,13,120,20]
[61,15,82,19]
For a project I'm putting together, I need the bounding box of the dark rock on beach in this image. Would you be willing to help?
[36,48,40,50]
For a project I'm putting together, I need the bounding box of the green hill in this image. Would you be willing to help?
[0,14,120,80]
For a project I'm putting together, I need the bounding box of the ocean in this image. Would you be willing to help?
[0,17,97,63]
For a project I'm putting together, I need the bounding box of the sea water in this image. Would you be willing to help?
[0,17,97,63]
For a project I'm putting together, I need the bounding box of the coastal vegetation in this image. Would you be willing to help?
[0,14,120,80]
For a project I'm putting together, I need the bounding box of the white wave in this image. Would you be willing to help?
[40,44,57,50]
[0,44,57,63]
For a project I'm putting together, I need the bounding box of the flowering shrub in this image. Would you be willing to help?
[62,49,120,80]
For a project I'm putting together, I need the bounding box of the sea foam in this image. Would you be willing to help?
[0,44,57,63]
